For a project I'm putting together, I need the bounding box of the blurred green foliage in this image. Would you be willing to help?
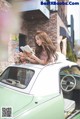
[66,41,77,62]
[12,34,19,41]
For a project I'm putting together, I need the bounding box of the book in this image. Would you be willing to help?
[20,45,34,54]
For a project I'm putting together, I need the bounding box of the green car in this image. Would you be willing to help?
[0,60,80,119]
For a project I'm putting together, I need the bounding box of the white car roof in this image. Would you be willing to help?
[1,60,77,95]
[8,60,77,72]
[10,60,77,70]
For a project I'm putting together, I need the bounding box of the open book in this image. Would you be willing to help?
[20,45,34,54]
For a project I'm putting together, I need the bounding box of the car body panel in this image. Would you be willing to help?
[0,85,33,114]
[72,113,80,119]
[14,94,64,119]
[0,61,80,119]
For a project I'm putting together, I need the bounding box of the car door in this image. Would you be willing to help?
[29,65,65,119]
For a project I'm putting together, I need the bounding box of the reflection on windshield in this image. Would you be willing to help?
[60,66,80,77]
[0,67,34,89]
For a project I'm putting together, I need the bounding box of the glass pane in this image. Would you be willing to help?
[0,67,34,89]
[60,66,80,77]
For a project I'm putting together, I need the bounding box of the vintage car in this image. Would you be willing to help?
[0,60,80,119]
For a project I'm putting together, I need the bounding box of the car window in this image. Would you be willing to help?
[0,67,34,89]
[60,66,80,77]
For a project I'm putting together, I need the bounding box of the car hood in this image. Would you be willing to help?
[0,86,33,114]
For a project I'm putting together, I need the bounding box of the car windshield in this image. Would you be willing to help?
[60,66,80,76]
[0,67,34,89]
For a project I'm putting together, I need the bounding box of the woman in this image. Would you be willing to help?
[25,31,57,65]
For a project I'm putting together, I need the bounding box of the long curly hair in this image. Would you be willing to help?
[34,31,57,61]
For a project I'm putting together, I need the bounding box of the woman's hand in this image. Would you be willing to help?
[24,51,32,57]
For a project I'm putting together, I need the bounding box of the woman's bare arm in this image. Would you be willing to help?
[24,52,47,65]
[26,56,38,64]
[29,54,47,65]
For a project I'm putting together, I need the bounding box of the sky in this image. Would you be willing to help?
[67,0,80,40]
